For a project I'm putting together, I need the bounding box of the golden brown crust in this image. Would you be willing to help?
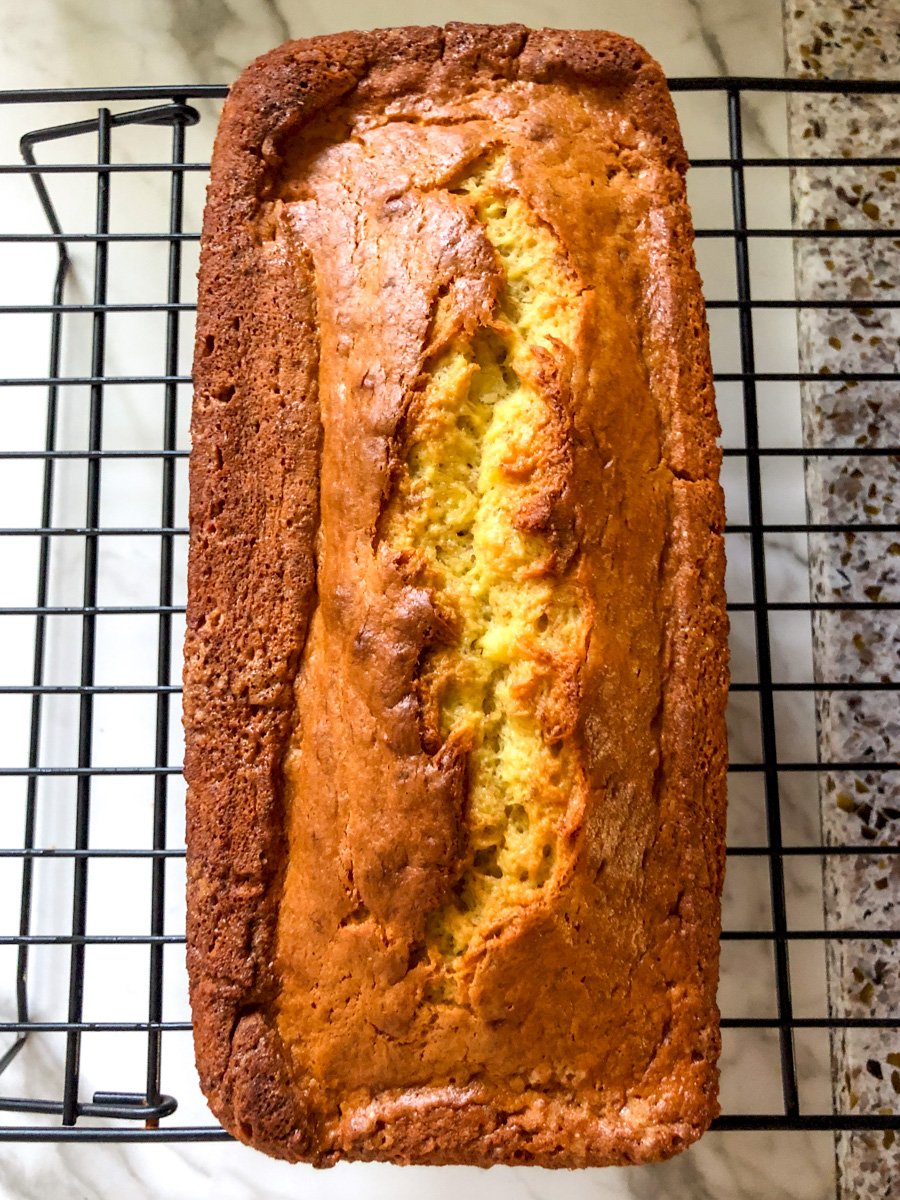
[185,22,728,1167]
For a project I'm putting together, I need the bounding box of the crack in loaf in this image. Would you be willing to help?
[379,159,588,968]
[275,142,592,1020]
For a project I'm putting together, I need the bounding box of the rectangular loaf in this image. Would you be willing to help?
[184,22,729,1168]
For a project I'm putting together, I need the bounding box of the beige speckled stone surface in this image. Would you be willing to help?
[784,2,900,1196]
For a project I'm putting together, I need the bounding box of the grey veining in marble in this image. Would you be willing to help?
[784,1,900,1197]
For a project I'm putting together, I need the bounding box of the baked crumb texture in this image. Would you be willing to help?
[185,23,729,1168]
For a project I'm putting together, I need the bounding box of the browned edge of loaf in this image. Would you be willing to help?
[184,21,728,1168]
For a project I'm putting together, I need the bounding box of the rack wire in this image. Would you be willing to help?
[0,79,897,1143]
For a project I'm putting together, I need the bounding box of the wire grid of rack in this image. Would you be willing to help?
[0,78,897,1143]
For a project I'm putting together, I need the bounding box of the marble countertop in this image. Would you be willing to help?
[2,2,894,1198]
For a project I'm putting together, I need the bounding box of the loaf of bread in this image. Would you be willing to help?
[184,22,728,1167]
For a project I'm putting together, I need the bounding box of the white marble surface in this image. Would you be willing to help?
[0,1,839,1198]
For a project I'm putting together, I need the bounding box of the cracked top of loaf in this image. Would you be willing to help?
[185,21,729,1168]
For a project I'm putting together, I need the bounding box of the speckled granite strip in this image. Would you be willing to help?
[783,3,900,1197]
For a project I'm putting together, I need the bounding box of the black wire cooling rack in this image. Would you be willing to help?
[0,78,897,1144]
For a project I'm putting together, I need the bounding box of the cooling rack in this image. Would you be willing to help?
[0,79,897,1143]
